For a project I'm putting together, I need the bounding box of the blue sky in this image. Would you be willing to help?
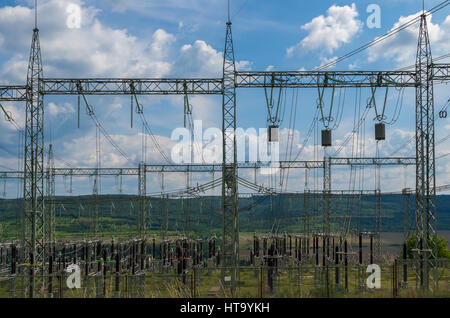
[0,0,449,197]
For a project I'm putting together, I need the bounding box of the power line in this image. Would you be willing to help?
[78,92,136,166]
[390,98,450,156]
[315,0,449,71]
[0,103,74,169]
[397,53,450,71]
[131,93,171,164]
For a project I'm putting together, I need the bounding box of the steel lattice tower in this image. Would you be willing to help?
[415,13,437,290]
[221,20,239,295]
[22,27,45,298]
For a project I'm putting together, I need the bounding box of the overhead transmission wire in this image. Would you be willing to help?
[253,0,449,176]
[280,88,299,192]
[396,53,450,71]
[333,82,405,158]
[306,3,448,158]
[184,93,205,164]
[131,93,171,164]
[343,87,364,236]
[331,96,371,157]
[285,1,449,169]
[0,103,73,169]
[314,0,449,71]
[390,98,450,156]
[78,93,135,166]
[94,113,134,165]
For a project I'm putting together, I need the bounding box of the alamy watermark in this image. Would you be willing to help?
[170,121,280,175]
[66,264,81,289]
[66,3,81,29]
[63,2,382,30]
[366,4,381,29]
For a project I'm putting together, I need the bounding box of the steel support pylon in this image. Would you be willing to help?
[323,156,331,236]
[138,162,146,238]
[221,21,239,295]
[415,13,437,290]
[45,144,55,244]
[22,27,45,298]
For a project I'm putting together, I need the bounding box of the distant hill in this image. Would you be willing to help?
[0,194,449,239]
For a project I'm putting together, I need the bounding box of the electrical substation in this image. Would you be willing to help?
[0,1,449,298]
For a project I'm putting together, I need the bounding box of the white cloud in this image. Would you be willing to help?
[0,0,251,82]
[319,56,338,69]
[48,102,75,117]
[367,12,450,65]
[349,62,358,70]
[60,130,177,167]
[150,29,176,60]
[287,3,363,56]
[0,0,176,81]
[175,40,251,77]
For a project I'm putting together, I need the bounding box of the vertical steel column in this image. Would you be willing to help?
[138,162,146,238]
[22,26,45,298]
[323,156,331,236]
[415,13,437,290]
[92,125,100,237]
[402,188,411,240]
[375,188,382,261]
[304,189,310,235]
[185,170,190,238]
[46,145,55,245]
[221,20,238,295]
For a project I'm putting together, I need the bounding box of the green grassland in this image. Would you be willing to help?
[1,194,450,241]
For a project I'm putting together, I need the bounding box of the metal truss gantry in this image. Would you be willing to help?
[0,11,448,296]
[0,157,416,178]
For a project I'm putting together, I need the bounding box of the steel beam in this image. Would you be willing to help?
[0,157,416,178]
[42,78,223,95]
[431,63,450,82]
[0,86,27,101]
[235,71,418,88]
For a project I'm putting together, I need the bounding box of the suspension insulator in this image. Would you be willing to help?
[375,123,385,141]
[321,129,332,147]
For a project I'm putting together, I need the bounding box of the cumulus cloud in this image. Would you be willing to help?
[367,12,450,65]
[60,130,177,167]
[0,0,176,81]
[47,102,75,117]
[175,40,251,77]
[287,3,363,56]
[0,0,250,82]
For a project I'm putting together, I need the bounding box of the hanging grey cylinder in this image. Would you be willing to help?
[375,123,385,141]
[268,125,279,142]
[321,129,332,147]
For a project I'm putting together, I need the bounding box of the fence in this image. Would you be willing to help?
[0,260,449,298]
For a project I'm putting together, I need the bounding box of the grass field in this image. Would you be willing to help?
[1,260,449,298]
